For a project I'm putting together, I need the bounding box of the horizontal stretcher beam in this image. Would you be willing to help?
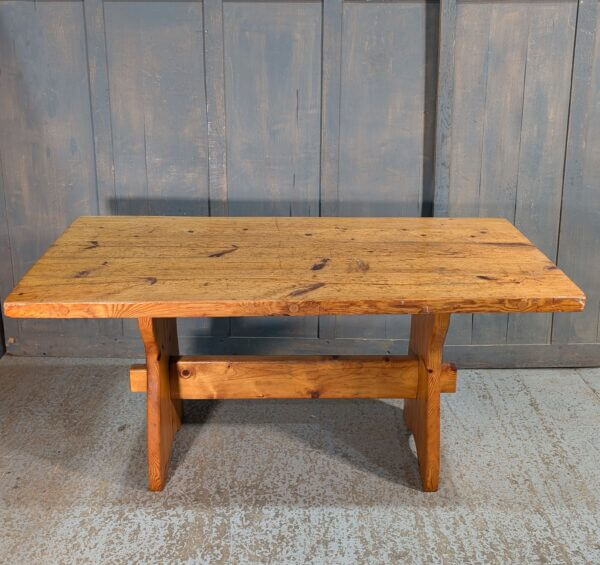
[129,355,457,399]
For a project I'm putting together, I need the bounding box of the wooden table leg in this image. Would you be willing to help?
[138,317,182,491]
[404,313,451,492]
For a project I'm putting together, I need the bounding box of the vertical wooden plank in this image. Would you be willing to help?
[335,1,436,340]
[105,2,209,216]
[432,0,456,218]
[138,317,181,491]
[105,2,211,339]
[83,0,115,216]
[553,0,600,345]
[0,2,101,345]
[404,313,450,492]
[204,0,228,217]
[507,2,577,344]
[318,0,343,340]
[471,4,530,345]
[337,2,429,218]
[224,2,322,338]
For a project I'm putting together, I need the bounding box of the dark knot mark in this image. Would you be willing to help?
[544,265,558,271]
[209,245,238,258]
[84,240,98,250]
[308,389,320,399]
[74,270,90,278]
[311,258,330,271]
[477,275,497,280]
[146,277,157,285]
[304,233,312,236]
[288,282,325,297]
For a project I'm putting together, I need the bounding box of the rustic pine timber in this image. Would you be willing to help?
[138,317,182,492]
[128,356,458,398]
[404,314,451,491]
[3,217,585,318]
[3,216,585,492]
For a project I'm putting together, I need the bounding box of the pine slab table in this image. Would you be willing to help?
[3,216,586,492]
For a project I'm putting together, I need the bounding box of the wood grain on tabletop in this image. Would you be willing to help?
[3,216,586,319]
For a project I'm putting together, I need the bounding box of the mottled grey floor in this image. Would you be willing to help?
[0,357,599,564]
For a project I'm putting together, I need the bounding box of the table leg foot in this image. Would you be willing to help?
[138,317,182,491]
[404,313,451,492]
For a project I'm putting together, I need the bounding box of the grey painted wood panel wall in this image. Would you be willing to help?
[0,0,598,367]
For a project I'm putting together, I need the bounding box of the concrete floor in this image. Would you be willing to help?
[0,357,599,564]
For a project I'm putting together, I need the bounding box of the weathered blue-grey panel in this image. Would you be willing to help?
[553,0,600,345]
[0,1,103,344]
[204,0,228,216]
[432,0,456,219]
[334,1,437,340]
[224,1,322,337]
[105,1,209,216]
[84,0,114,217]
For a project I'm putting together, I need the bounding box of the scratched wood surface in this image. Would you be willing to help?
[3,216,584,319]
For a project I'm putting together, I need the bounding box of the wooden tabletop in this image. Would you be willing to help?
[3,216,585,319]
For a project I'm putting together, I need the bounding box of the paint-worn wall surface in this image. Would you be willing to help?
[0,0,598,366]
